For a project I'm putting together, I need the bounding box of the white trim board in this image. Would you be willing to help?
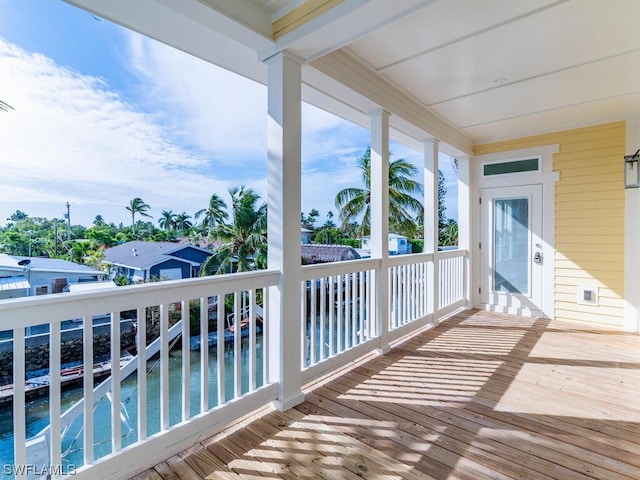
[471,144,559,318]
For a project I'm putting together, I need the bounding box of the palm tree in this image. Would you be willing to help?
[0,100,13,112]
[126,198,151,234]
[200,186,267,275]
[174,212,193,235]
[195,193,228,233]
[335,147,423,238]
[158,210,176,231]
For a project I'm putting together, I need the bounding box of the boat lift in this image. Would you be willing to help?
[25,318,185,477]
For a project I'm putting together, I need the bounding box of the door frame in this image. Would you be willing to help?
[480,184,543,315]
[471,144,559,318]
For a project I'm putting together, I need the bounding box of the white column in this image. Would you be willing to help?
[624,116,640,333]
[266,51,305,410]
[457,155,471,306]
[370,110,390,354]
[424,138,439,320]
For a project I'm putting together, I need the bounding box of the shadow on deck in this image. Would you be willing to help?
[132,309,640,480]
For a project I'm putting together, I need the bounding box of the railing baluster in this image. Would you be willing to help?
[301,282,306,368]
[249,289,256,391]
[262,289,268,383]
[329,276,335,356]
[13,327,26,477]
[111,311,122,451]
[159,305,169,431]
[137,307,146,442]
[310,279,316,364]
[181,300,190,422]
[200,297,209,412]
[359,271,365,342]
[320,277,326,360]
[83,315,94,465]
[49,320,62,470]
[337,274,343,353]
[234,291,241,398]
[215,295,224,407]
[351,272,357,347]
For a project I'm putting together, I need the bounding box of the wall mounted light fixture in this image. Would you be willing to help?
[624,149,640,188]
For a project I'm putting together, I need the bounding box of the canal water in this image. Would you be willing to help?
[0,338,264,479]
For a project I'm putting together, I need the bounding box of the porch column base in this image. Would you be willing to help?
[376,345,391,355]
[273,391,305,412]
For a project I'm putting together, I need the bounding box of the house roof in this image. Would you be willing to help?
[301,244,361,264]
[0,253,104,276]
[103,241,213,270]
[68,0,640,155]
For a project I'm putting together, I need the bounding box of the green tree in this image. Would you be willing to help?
[200,186,267,275]
[314,226,343,244]
[7,210,28,223]
[335,147,423,238]
[195,193,228,233]
[0,100,13,112]
[440,218,458,247]
[125,198,151,234]
[322,211,337,229]
[438,169,447,230]
[158,210,176,231]
[174,212,193,235]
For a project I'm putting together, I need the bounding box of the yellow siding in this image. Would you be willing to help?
[273,0,343,39]
[474,121,626,329]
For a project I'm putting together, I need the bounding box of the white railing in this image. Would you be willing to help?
[300,259,379,383]
[0,270,278,480]
[0,250,468,479]
[388,253,433,331]
[438,249,467,314]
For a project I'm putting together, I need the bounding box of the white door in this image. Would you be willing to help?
[480,185,543,315]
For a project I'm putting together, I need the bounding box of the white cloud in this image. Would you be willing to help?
[0,38,241,226]
[125,34,268,167]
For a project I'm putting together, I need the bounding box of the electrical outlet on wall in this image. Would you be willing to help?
[577,285,598,305]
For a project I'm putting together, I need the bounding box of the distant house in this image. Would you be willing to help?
[103,241,215,283]
[301,227,313,244]
[301,244,360,264]
[0,253,107,300]
[361,233,411,256]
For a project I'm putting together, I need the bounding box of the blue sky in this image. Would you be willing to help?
[0,0,457,229]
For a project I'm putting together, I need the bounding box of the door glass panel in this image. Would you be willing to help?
[493,198,529,294]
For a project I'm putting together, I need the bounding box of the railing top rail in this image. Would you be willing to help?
[435,248,468,260]
[300,258,381,280]
[0,269,279,326]
[386,252,434,267]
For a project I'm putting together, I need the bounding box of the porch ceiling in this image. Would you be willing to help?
[66,0,640,154]
[340,0,640,145]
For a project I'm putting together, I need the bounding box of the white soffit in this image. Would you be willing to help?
[345,0,640,143]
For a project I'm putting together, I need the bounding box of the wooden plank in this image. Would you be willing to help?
[178,443,242,480]
[129,469,164,480]
[131,310,640,480]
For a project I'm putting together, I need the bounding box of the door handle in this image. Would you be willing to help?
[533,251,543,265]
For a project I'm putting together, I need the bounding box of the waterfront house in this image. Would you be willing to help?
[0,253,106,300]
[3,1,640,479]
[103,241,215,283]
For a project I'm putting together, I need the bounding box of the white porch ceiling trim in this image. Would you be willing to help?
[312,49,473,155]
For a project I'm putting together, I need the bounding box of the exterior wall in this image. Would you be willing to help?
[474,121,626,329]
[149,259,190,280]
[272,0,343,39]
[168,247,211,264]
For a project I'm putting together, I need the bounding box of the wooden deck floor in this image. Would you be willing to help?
[131,310,640,480]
